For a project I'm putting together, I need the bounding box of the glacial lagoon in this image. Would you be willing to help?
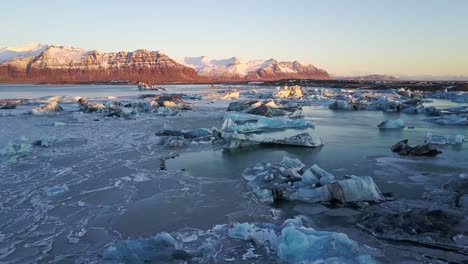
[0,84,467,263]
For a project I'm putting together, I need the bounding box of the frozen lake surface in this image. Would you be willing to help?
[0,84,467,263]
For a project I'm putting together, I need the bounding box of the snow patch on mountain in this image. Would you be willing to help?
[180,56,265,77]
[0,43,49,63]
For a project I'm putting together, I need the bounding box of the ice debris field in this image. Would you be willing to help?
[0,84,467,263]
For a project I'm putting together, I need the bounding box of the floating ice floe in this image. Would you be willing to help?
[103,216,375,263]
[227,100,287,117]
[425,133,464,145]
[137,81,166,91]
[391,139,442,156]
[273,85,304,99]
[230,216,375,263]
[31,101,63,115]
[223,132,323,149]
[0,137,31,163]
[425,114,468,125]
[156,128,212,140]
[156,128,213,148]
[329,100,365,111]
[242,156,384,204]
[278,217,375,264]
[222,115,314,133]
[378,119,404,129]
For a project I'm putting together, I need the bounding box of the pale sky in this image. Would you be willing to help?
[1,0,467,76]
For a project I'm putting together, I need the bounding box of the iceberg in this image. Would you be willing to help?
[31,101,63,115]
[278,220,374,263]
[242,156,384,204]
[425,114,468,125]
[222,115,314,133]
[377,119,404,129]
[425,133,464,145]
[273,85,304,99]
[223,132,323,149]
[228,217,375,263]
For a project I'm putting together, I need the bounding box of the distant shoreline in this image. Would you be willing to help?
[0,79,467,91]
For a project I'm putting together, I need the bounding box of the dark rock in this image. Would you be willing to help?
[247,104,272,117]
[391,139,442,156]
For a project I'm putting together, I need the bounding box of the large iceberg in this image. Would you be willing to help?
[103,217,375,263]
[223,132,323,149]
[229,217,375,264]
[242,156,384,204]
[222,115,314,133]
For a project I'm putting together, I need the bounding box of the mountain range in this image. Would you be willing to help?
[0,44,331,83]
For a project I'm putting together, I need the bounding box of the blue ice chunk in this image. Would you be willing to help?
[103,232,191,263]
[278,221,374,263]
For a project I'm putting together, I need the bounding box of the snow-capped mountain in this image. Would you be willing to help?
[0,44,199,83]
[0,44,330,83]
[180,56,330,81]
